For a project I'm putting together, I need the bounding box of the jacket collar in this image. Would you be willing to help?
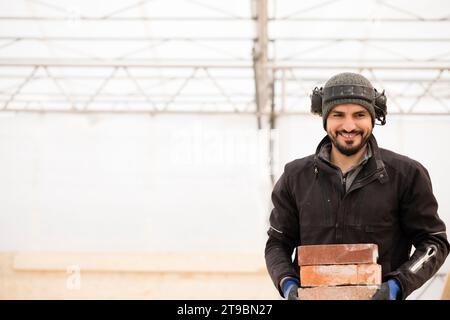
[313,134,389,184]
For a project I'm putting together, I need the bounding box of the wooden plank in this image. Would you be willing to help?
[13,252,266,273]
[441,272,450,300]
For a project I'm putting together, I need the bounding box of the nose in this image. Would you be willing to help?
[342,115,357,132]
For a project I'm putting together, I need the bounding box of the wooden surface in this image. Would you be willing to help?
[0,252,278,300]
[441,272,450,300]
[13,251,266,273]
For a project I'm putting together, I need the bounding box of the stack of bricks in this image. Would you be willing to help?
[297,244,381,300]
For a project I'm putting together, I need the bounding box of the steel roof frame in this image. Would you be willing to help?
[0,0,448,116]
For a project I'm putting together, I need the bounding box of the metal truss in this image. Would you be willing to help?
[0,0,449,116]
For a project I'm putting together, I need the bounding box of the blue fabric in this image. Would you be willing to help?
[282,278,299,299]
[387,278,401,300]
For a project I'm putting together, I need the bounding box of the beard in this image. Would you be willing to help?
[328,129,371,156]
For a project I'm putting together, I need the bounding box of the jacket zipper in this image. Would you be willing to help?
[335,174,346,242]
[347,167,385,194]
[335,167,384,242]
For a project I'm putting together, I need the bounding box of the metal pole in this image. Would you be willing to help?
[252,0,269,129]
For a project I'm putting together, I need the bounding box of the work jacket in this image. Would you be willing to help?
[265,134,449,299]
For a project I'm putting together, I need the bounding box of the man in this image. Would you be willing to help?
[264,72,449,300]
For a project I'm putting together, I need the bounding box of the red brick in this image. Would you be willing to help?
[298,285,379,300]
[300,264,381,287]
[298,244,378,266]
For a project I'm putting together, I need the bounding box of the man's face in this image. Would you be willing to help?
[326,104,373,156]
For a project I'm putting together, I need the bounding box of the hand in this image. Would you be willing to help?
[282,278,300,300]
[371,279,401,300]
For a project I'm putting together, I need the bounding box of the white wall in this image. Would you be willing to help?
[0,113,272,253]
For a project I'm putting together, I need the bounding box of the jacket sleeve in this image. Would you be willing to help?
[264,167,300,295]
[385,161,450,299]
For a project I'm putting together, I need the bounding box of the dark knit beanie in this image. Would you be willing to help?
[322,72,376,129]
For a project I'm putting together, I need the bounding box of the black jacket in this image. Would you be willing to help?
[265,134,449,299]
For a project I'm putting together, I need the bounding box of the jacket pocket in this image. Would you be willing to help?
[344,224,394,261]
[364,224,392,233]
[299,225,336,245]
[364,224,395,274]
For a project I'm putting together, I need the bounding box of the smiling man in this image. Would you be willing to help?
[264,72,449,300]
